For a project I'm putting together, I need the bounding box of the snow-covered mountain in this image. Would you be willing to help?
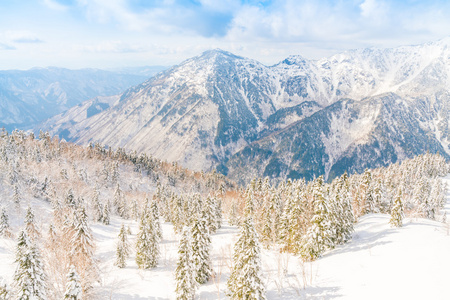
[39,38,450,181]
[0,67,149,130]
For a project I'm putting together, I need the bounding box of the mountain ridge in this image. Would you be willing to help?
[37,39,450,183]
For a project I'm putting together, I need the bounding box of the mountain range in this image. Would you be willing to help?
[38,38,450,183]
[0,67,152,131]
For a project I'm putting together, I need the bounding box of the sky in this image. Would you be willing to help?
[1,0,450,70]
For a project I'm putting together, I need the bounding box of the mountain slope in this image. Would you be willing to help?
[39,39,450,180]
[0,67,149,130]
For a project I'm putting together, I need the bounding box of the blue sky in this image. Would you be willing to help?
[1,0,450,70]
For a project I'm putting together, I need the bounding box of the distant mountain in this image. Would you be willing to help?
[0,67,151,130]
[38,39,450,182]
[107,66,168,77]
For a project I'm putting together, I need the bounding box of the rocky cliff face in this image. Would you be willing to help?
[39,39,450,182]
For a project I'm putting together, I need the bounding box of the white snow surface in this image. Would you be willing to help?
[0,176,449,299]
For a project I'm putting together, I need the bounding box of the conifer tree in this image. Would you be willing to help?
[191,217,212,284]
[202,196,217,234]
[0,208,12,238]
[70,207,97,294]
[227,218,266,300]
[63,266,82,300]
[13,230,47,300]
[91,188,103,222]
[24,206,40,240]
[13,185,20,209]
[175,227,196,300]
[115,224,130,268]
[390,189,404,228]
[102,202,110,225]
[150,199,163,241]
[300,176,332,261]
[135,209,159,269]
[0,278,11,299]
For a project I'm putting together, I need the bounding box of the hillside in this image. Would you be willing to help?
[38,39,450,182]
[0,130,447,299]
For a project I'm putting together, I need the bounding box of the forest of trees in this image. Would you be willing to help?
[0,129,447,299]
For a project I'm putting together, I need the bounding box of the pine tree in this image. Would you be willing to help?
[175,227,196,300]
[102,202,110,225]
[63,266,82,300]
[13,230,47,300]
[203,196,218,234]
[115,224,130,268]
[0,208,12,238]
[300,176,332,261]
[390,189,404,228]
[91,188,103,222]
[0,278,10,299]
[135,209,159,269]
[24,206,40,240]
[13,185,20,209]
[150,199,162,241]
[191,217,212,284]
[227,218,266,300]
[70,207,97,294]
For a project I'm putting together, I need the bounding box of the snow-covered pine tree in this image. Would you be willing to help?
[227,218,266,300]
[228,200,239,226]
[0,278,10,299]
[390,189,404,228]
[150,199,162,241]
[202,196,217,234]
[135,207,159,269]
[70,207,97,294]
[115,224,130,268]
[0,208,12,238]
[191,217,212,284]
[102,202,110,225]
[300,176,332,261]
[175,227,196,300]
[13,230,47,300]
[24,206,40,240]
[91,187,103,222]
[65,189,76,209]
[13,185,20,209]
[63,266,82,300]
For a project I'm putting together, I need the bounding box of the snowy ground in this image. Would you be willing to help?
[0,176,449,299]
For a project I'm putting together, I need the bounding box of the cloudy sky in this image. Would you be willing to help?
[1,0,450,70]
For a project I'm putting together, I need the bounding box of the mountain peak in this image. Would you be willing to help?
[198,49,242,60]
[277,55,308,66]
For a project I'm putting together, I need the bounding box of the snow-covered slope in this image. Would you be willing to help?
[0,67,149,130]
[39,39,450,179]
[1,175,447,299]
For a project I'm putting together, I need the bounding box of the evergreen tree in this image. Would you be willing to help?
[13,230,47,300]
[70,207,97,294]
[227,218,266,300]
[175,227,196,300]
[63,266,82,300]
[0,278,10,300]
[135,209,159,269]
[115,224,130,268]
[300,176,332,261]
[24,206,40,240]
[91,188,103,222]
[150,199,162,241]
[13,185,20,209]
[0,208,12,238]
[102,202,110,225]
[191,217,212,284]
[390,189,404,228]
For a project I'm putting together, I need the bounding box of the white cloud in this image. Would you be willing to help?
[42,0,69,11]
